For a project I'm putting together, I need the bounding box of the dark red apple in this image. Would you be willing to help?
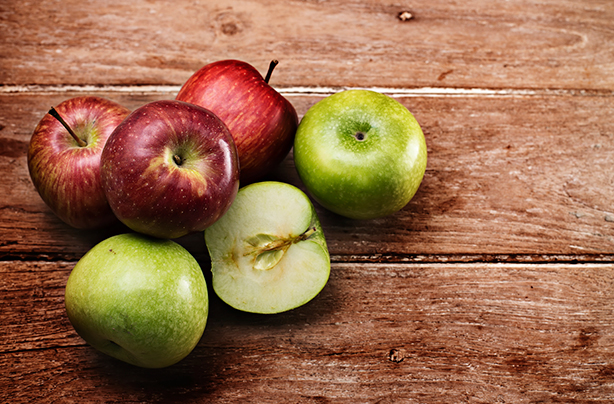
[176,59,298,184]
[27,96,130,229]
[100,100,240,239]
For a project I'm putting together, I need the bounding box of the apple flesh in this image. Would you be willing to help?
[205,181,330,314]
[101,100,240,239]
[293,89,427,220]
[176,59,298,184]
[64,233,209,369]
[27,96,130,229]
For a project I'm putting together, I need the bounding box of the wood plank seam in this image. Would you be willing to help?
[2,85,613,98]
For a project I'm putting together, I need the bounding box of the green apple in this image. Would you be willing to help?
[64,233,208,368]
[293,89,427,220]
[204,181,330,314]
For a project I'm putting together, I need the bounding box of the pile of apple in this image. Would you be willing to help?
[27,59,427,368]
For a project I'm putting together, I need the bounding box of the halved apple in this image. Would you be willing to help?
[204,181,330,314]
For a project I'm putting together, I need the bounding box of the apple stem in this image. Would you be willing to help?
[297,226,317,242]
[48,107,87,147]
[264,60,279,84]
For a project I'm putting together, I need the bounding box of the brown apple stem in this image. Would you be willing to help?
[264,60,279,84]
[48,107,87,147]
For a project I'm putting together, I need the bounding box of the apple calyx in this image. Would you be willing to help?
[48,107,88,147]
[170,145,192,167]
[172,154,185,166]
[264,60,279,84]
[245,225,317,271]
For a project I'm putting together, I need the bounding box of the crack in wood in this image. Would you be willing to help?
[2,85,613,98]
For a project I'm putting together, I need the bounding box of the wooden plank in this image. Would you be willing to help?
[1,92,612,261]
[2,0,612,402]
[2,260,614,402]
[2,0,613,90]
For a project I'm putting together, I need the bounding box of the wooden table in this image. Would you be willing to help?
[2,1,613,402]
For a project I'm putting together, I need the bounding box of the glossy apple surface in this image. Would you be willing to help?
[176,59,298,184]
[101,100,240,239]
[27,96,130,228]
[65,233,209,368]
[293,89,427,220]
[205,181,330,314]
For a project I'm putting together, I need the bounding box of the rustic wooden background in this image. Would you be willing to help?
[2,0,613,402]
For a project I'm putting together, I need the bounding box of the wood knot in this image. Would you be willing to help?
[397,11,414,22]
[222,22,239,35]
[0,138,28,158]
[214,12,246,36]
[576,327,600,350]
[388,349,404,363]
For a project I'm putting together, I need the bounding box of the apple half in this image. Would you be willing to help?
[205,181,330,314]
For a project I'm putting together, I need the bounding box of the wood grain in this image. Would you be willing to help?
[2,260,614,402]
[2,0,614,402]
[1,92,612,261]
[1,0,613,90]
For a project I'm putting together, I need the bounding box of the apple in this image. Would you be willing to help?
[204,181,330,314]
[100,100,240,239]
[27,96,130,229]
[176,59,298,184]
[293,89,427,220]
[65,233,209,368]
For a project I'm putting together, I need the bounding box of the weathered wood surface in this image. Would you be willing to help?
[1,0,614,402]
[1,0,613,90]
[3,261,614,403]
[2,92,613,262]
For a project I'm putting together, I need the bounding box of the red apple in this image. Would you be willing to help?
[27,96,130,229]
[176,59,298,184]
[100,100,240,239]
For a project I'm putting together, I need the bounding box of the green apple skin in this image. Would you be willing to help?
[65,233,208,368]
[205,181,330,314]
[293,89,427,220]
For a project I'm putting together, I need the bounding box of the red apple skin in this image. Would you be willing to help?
[27,96,130,229]
[176,59,298,184]
[100,100,240,239]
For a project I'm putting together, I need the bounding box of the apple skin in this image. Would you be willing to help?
[101,100,240,239]
[176,59,298,184]
[27,96,130,229]
[65,233,209,368]
[293,89,427,220]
